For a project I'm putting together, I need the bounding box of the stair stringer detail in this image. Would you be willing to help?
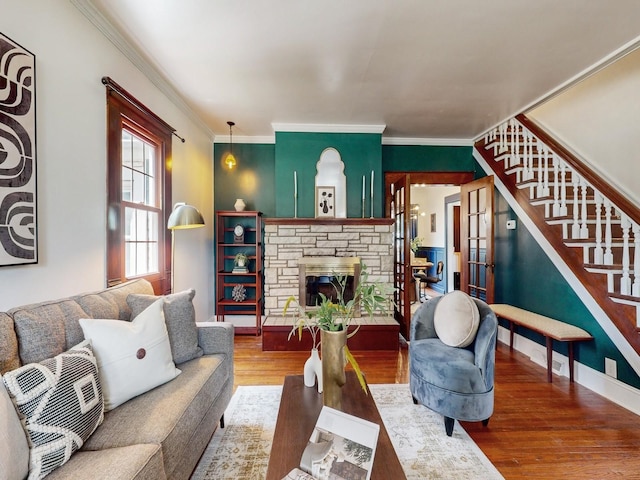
[473,148,640,378]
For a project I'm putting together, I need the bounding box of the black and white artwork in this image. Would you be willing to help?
[0,32,37,266]
[316,186,335,218]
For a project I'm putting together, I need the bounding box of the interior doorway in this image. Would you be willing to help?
[385,171,474,340]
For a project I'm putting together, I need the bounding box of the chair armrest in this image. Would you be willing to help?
[196,321,234,359]
[409,297,441,342]
[472,300,498,388]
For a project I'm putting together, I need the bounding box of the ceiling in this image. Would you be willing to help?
[79,1,640,142]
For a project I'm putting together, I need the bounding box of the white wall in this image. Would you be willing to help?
[528,47,640,207]
[411,185,459,247]
[0,2,214,320]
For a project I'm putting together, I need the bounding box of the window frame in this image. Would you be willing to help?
[105,77,173,294]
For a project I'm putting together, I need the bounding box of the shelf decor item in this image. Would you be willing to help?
[232,252,249,273]
[234,198,246,211]
[315,186,335,218]
[231,284,246,302]
[284,264,394,409]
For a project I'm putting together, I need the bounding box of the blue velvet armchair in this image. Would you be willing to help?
[409,294,498,436]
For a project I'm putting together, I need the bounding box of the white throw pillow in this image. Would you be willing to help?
[79,298,180,411]
[433,291,480,348]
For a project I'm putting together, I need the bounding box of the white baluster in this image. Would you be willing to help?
[571,173,580,239]
[633,222,639,297]
[559,160,568,216]
[536,144,544,198]
[604,200,614,265]
[580,179,589,239]
[552,154,560,217]
[542,147,550,197]
[509,119,517,168]
[593,192,604,264]
[620,215,631,296]
[499,122,507,154]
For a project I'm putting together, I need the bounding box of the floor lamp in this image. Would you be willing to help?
[167,203,205,293]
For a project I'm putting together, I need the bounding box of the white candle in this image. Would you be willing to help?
[370,170,374,217]
[362,176,365,200]
[294,171,297,197]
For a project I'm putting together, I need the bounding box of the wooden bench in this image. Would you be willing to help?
[490,304,593,383]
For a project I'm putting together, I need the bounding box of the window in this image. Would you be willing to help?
[105,77,173,294]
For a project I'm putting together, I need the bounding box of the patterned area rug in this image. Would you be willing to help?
[190,384,503,480]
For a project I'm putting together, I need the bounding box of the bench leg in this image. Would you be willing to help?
[509,321,515,351]
[568,342,575,383]
[546,337,553,383]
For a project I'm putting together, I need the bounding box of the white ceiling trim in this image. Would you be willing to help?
[272,123,386,134]
[382,137,473,147]
[71,0,214,140]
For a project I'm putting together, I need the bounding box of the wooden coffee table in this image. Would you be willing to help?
[265,372,406,479]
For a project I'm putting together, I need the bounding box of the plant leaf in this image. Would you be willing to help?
[344,346,368,394]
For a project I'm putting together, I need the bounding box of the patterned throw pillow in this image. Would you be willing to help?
[127,289,203,364]
[2,341,104,480]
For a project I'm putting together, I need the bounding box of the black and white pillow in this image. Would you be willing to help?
[2,341,104,480]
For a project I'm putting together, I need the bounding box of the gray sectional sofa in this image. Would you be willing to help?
[0,279,234,480]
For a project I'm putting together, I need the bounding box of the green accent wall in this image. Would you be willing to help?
[274,132,382,218]
[213,143,276,216]
[382,145,475,172]
[492,178,640,388]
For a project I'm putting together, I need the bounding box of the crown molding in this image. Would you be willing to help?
[71,0,214,141]
[382,137,473,146]
[272,123,386,134]
[214,135,275,144]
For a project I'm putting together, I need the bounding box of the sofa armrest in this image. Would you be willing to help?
[196,322,234,359]
[471,300,498,388]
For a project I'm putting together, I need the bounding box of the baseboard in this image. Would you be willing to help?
[498,326,640,416]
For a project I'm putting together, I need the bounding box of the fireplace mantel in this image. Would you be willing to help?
[264,217,393,226]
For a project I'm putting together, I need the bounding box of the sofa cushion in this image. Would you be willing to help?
[11,299,90,365]
[0,312,20,374]
[0,378,29,480]
[75,279,154,321]
[47,444,166,480]
[84,354,230,478]
[2,341,104,479]
[433,290,480,348]
[127,289,203,364]
[79,299,180,411]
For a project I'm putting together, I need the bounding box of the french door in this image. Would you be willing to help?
[389,174,411,340]
[460,176,495,303]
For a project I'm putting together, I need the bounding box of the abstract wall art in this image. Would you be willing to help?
[0,32,37,266]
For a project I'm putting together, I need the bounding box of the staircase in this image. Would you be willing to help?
[474,114,640,357]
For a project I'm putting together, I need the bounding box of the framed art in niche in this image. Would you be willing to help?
[0,32,37,266]
[316,186,335,218]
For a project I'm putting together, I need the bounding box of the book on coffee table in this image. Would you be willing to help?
[282,405,380,480]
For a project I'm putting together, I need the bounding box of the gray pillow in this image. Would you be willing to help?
[127,290,203,364]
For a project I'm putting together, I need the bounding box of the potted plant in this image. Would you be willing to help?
[234,252,248,268]
[284,263,395,407]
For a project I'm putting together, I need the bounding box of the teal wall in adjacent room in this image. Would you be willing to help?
[274,132,382,218]
[213,143,276,216]
[382,145,475,172]
[492,181,640,388]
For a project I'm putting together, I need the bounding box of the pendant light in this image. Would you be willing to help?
[225,121,237,169]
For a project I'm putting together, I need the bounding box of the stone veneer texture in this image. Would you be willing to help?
[263,222,394,317]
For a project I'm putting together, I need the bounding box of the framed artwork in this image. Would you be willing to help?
[0,32,37,266]
[430,213,436,233]
[316,186,335,218]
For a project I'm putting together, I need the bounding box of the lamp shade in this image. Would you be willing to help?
[167,203,205,230]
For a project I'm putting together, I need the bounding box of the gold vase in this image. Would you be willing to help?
[320,329,347,410]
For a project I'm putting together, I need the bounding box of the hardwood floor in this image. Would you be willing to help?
[233,335,640,479]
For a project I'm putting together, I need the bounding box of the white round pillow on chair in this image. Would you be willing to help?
[434,291,480,347]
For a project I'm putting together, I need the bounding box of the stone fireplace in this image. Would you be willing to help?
[263,217,394,319]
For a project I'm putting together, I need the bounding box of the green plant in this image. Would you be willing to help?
[410,237,423,253]
[284,263,395,392]
[234,252,248,265]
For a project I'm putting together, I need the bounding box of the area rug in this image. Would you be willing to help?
[190,384,503,480]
